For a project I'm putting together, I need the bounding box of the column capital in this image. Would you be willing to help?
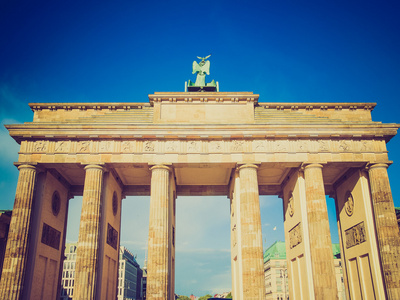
[366,163,390,171]
[301,162,324,170]
[237,163,259,171]
[16,164,37,171]
[83,163,105,172]
[149,164,172,172]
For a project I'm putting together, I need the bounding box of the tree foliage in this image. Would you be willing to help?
[198,294,213,300]
[177,296,190,300]
[226,292,232,298]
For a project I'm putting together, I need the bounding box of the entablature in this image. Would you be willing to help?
[23,161,376,198]
[6,123,399,144]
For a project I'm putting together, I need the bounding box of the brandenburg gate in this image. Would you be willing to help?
[0,91,400,299]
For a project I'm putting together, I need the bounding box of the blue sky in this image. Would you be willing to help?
[1,0,400,297]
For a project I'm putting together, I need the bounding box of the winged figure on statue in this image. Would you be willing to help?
[193,55,211,86]
[186,55,219,92]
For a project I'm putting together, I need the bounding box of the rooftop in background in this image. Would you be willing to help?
[0,210,12,223]
[264,241,341,262]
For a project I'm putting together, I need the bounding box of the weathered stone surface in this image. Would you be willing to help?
[147,165,173,300]
[237,164,265,299]
[304,163,338,300]
[1,92,400,299]
[74,164,104,300]
[368,163,400,300]
[0,164,36,300]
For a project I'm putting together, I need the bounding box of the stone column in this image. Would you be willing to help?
[74,164,104,300]
[0,164,37,300]
[237,164,264,299]
[147,165,171,300]
[368,163,400,299]
[303,163,338,300]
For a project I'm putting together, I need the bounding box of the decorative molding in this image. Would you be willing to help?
[112,192,118,216]
[41,223,61,250]
[345,222,366,249]
[345,191,354,217]
[106,223,118,250]
[25,138,383,155]
[52,191,61,216]
[30,103,148,112]
[258,102,376,111]
[149,92,259,104]
[288,192,294,217]
[289,222,302,249]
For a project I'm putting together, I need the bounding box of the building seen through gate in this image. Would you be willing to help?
[0,91,399,299]
[263,241,346,300]
[59,243,143,300]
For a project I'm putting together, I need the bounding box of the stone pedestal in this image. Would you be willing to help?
[303,163,338,300]
[0,164,37,300]
[237,164,264,299]
[368,163,400,299]
[74,164,104,300]
[147,165,172,300]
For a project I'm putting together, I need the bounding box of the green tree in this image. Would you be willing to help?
[177,296,190,300]
[226,292,232,298]
[198,294,213,300]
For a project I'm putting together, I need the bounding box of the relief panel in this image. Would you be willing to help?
[345,222,367,249]
[23,138,383,156]
[289,222,302,249]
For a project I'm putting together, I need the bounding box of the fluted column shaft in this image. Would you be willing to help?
[74,164,104,300]
[238,164,264,299]
[147,165,170,300]
[303,163,338,300]
[0,164,37,300]
[368,163,400,299]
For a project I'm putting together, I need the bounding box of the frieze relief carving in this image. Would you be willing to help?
[274,141,287,152]
[99,140,113,152]
[339,141,351,152]
[289,222,302,249]
[187,141,201,152]
[345,222,366,249]
[34,140,48,152]
[253,140,266,151]
[165,140,179,152]
[26,139,381,155]
[318,140,329,152]
[121,141,132,152]
[209,140,223,152]
[232,140,244,152]
[144,141,155,152]
[55,141,69,152]
[77,141,91,152]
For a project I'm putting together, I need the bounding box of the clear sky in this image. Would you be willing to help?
[1,0,400,297]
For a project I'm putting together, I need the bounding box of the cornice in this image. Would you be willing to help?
[257,102,376,111]
[27,100,377,113]
[29,103,151,111]
[149,92,259,104]
[5,122,399,143]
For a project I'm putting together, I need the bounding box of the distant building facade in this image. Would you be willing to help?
[59,243,143,300]
[264,241,345,300]
[264,241,289,300]
[118,246,143,300]
[0,210,11,281]
[142,259,147,300]
[60,243,77,299]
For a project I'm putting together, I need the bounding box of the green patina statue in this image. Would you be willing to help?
[186,55,219,92]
